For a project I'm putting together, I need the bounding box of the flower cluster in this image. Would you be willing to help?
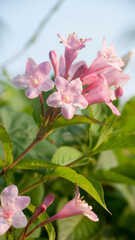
[0,184,98,237]
[13,33,130,119]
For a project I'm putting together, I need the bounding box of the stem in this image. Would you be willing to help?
[39,93,45,120]
[19,177,47,196]
[0,137,40,177]
[64,152,91,167]
[89,106,94,149]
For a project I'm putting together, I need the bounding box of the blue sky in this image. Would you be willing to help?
[0,0,135,101]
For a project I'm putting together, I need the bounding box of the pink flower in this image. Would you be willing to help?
[98,37,124,71]
[46,76,88,119]
[13,58,54,99]
[45,184,99,222]
[0,185,30,236]
[58,33,91,78]
[82,74,120,116]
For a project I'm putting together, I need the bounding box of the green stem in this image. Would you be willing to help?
[89,106,94,149]
[0,137,40,177]
[39,92,45,120]
[64,151,91,167]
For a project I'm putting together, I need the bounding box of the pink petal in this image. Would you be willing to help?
[25,58,38,75]
[14,196,30,211]
[61,104,76,119]
[73,95,88,109]
[25,87,40,99]
[55,76,69,93]
[46,92,62,108]
[68,61,86,80]
[84,211,99,222]
[69,78,83,94]
[57,33,67,43]
[12,74,29,89]
[59,55,65,77]
[106,102,120,116]
[39,61,51,75]
[1,185,18,207]
[0,218,10,236]
[39,76,54,92]
[12,211,27,228]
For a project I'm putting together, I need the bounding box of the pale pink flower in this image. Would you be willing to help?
[58,33,91,78]
[45,184,99,222]
[0,185,30,236]
[46,76,88,119]
[98,37,124,71]
[82,74,120,116]
[13,58,54,99]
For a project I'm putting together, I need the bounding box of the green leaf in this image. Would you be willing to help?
[94,114,116,149]
[116,96,135,133]
[92,133,135,154]
[51,166,109,212]
[49,115,104,132]
[0,125,13,167]
[32,97,42,128]
[15,158,59,170]
[7,233,13,240]
[51,146,82,166]
[28,203,55,240]
[92,168,135,185]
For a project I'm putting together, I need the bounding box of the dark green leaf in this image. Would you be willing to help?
[92,169,135,185]
[15,158,59,170]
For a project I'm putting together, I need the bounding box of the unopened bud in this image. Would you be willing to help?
[115,87,123,98]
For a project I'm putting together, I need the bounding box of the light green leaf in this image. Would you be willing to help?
[15,158,59,170]
[92,133,135,154]
[0,125,13,167]
[51,146,82,166]
[49,115,104,132]
[51,166,109,212]
[28,203,55,240]
[94,114,116,149]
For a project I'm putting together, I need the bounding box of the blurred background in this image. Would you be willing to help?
[0,0,135,105]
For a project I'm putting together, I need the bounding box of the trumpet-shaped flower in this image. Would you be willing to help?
[0,185,30,236]
[13,58,54,99]
[58,33,91,78]
[46,76,88,119]
[82,74,120,115]
[45,184,99,223]
[98,37,124,71]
